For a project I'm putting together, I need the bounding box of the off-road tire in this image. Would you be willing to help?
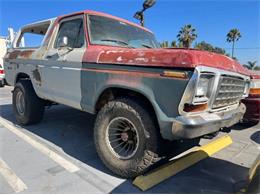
[13,80,44,125]
[94,98,162,178]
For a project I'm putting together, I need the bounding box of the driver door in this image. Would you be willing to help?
[42,15,85,109]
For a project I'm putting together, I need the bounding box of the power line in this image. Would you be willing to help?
[223,47,260,50]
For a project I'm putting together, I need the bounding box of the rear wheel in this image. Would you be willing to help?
[94,98,162,178]
[13,80,45,125]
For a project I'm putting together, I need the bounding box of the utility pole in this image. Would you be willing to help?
[134,0,156,27]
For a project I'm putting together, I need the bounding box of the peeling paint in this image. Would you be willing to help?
[83,46,249,76]
[116,56,123,62]
[8,50,34,60]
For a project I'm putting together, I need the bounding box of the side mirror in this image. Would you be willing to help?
[58,36,68,48]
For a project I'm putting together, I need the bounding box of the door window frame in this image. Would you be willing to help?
[50,14,86,50]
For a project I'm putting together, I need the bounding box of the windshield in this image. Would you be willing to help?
[88,15,160,49]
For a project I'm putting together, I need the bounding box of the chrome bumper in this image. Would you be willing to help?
[171,103,246,139]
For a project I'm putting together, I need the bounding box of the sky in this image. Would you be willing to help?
[0,0,259,65]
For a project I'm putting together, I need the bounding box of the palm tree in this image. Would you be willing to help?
[171,41,177,48]
[177,24,197,48]
[226,28,241,58]
[245,61,257,70]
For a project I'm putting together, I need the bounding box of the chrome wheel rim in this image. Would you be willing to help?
[16,91,25,115]
[105,117,139,160]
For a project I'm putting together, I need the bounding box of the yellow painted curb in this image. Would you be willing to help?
[133,135,233,191]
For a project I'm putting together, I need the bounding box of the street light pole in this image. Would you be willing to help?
[134,0,156,27]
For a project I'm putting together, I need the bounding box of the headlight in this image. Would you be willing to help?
[193,74,214,104]
[196,77,209,97]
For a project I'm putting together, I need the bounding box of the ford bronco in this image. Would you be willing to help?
[4,10,251,178]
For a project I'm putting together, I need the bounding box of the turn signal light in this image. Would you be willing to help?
[184,103,208,112]
[161,71,188,79]
[249,88,260,95]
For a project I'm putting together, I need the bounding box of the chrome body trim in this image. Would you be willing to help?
[178,66,250,116]
[173,103,246,139]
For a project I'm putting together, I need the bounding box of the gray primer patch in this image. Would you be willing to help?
[32,68,41,85]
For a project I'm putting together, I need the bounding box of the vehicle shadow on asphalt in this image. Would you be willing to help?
[0,104,200,174]
[0,104,252,193]
[231,122,259,131]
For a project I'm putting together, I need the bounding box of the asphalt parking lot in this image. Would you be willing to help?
[0,86,259,193]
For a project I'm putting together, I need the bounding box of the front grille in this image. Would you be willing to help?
[212,75,246,109]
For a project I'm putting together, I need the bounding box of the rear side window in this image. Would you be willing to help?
[19,33,44,47]
[54,18,85,48]
[16,21,51,48]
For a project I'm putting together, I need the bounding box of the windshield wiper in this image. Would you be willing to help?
[141,44,153,49]
[100,39,135,48]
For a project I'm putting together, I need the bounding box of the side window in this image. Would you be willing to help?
[54,18,85,48]
[18,33,45,48]
[15,22,51,48]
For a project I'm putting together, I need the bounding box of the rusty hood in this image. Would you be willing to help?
[83,46,249,76]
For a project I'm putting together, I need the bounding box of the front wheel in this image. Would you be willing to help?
[94,98,162,178]
[13,80,45,125]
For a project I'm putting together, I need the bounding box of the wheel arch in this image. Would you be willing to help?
[14,72,43,99]
[94,85,161,129]
[15,72,31,83]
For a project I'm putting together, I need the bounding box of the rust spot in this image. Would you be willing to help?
[8,50,21,59]
[8,50,34,59]
[184,103,208,112]
[32,68,41,86]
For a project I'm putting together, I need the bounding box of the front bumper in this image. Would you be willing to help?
[171,103,246,139]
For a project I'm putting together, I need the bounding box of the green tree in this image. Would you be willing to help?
[195,41,213,51]
[178,42,184,48]
[177,24,197,48]
[254,66,260,71]
[244,61,258,70]
[214,47,226,55]
[226,28,242,58]
[195,41,226,55]
[160,41,169,48]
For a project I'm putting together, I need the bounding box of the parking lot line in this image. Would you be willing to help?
[133,135,233,191]
[0,117,80,173]
[0,158,28,193]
